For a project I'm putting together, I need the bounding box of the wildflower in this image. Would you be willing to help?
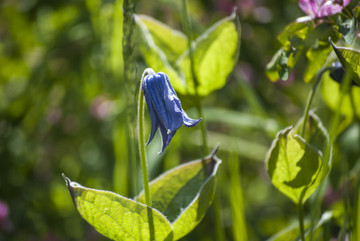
[298,0,350,19]
[142,71,201,154]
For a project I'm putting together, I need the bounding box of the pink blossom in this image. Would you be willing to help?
[299,0,351,19]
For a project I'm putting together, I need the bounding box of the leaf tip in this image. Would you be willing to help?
[204,144,222,176]
[62,173,78,207]
[210,144,220,158]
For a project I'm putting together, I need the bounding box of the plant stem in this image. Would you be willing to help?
[196,103,209,154]
[300,67,329,138]
[138,69,155,207]
[298,201,306,241]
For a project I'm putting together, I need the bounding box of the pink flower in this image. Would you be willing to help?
[299,0,351,19]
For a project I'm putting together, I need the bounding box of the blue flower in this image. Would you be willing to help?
[142,71,201,154]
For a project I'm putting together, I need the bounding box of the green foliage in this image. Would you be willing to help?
[63,175,173,241]
[304,42,332,83]
[265,118,329,204]
[321,73,360,131]
[266,22,310,81]
[330,40,360,86]
[135,11,240,96]
[138,150,221,240]
[64,151,221,241]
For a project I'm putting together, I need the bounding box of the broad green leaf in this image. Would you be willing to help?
[265,126,327,204]
[330,40,360,85]
[177,10,241,96]
[63,175,173,241]
[278,22,308,46]
[135,15,187,64]
[134,15,187,94]
[295,112,330,160]
[304,42,332,83]
[136,11,240,96]
[138,148,222,240]
[338,18,357,45]
[321,73,360,133]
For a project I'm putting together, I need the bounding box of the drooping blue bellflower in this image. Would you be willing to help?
[142,71,201,154]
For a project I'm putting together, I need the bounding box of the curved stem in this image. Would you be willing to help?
[138,68,155,207]
[300,67,330,138]
[298,201,306,241]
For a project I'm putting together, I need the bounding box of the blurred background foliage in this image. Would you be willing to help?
[0,0,359,240]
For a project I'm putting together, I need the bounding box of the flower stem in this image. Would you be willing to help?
[298,201,306,241]
[300,67,329,138]
[138,69,155,207]
[196,103,209,154]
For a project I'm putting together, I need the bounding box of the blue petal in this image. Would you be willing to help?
[158,122,175,154]
[143,92,159,145]
[182,111,202,127]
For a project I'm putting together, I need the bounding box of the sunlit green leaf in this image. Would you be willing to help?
[265,126,328,204]
[321,73,360,133]
[330,40,360,85]
[295,112,330,159]
[135,15,187,94]
[135,15,187,64]
[304,42,332,83]
[178,10,241,96]
[135,11,240,96]
[138,149,222,240]
[278,22,308,46]
[63,175,174,241]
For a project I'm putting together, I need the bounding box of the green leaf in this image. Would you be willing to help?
[266,21,310,82]
[304,42,332,83]
[330,40,360,85]
[177,11,241,96]
[135,15,187,94]
[135,14,188,64]
[265,126,328,204]
[338,18,357,45]
[321,72,360,133]
[63,174,174,241]
[138,148,222,240]
[265,48,292,81]
[295,112,330,158]
[135,11,240,96]
[278,22,308,46]
[266,48,283,82]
